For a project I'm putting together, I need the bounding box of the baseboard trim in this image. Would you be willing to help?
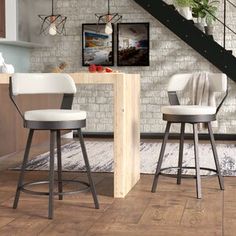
[74,132,236,141]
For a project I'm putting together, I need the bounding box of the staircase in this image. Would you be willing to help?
[134,0,236,82]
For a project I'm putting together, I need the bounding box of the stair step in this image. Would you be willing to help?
[207,35,214,40]
[168,4,176,10]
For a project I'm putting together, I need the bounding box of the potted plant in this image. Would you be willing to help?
[174,0,194,20]
[192,0,207,31]
[204,0,219,35]
[192,0,219,33]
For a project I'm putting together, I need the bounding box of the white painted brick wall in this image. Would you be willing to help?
[30,0,236,134]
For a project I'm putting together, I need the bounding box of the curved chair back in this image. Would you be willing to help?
[11,73,77,96]
[9,73,76,121]
[167,73,228,113]
[168,73,227,93]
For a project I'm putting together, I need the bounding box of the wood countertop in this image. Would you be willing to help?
[0,72,139,84]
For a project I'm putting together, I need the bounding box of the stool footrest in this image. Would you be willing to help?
[20,179,90,196]
[160,166,218,179]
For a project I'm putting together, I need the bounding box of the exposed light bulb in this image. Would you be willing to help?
[105,21,112,35]
[48,16,57,36]
[49,22,57,35]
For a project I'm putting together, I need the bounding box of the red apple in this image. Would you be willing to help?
[96,65,103,72]
[105,67,113,73]
[89,64,97,72]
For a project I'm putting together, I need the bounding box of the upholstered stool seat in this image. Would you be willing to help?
[152,73,228,199]
[9,73,99,219]
[24,109,87,121]
[161,105,216,115]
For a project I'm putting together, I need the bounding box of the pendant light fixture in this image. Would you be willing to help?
[95,0,122,35]
[38,0,67,36]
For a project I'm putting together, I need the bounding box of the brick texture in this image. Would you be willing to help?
[30,0,236,133]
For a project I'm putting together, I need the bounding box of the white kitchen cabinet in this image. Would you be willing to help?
[0,0,50,48]
[0,0,5,38]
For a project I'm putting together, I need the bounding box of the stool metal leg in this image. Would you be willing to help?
[151,122,171,193]
[193,124,202,199]
[13,129,34,209]
[177,123,185,185]
[78,129,99,209]
[207,122,224,190]
[56,130,63,200]
[49,130,56,219]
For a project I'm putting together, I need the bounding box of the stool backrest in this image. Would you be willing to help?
[11,73,77,96]
[168,73,227,93]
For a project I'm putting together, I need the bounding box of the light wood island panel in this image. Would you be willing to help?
[0,72,140,198]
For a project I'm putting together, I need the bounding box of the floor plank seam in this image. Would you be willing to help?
[179,199,188,225]
[222,190,225,236]
[84,201,113,235]
[136,197,153,225]
[34,219,52,235]
[0,217,16,231]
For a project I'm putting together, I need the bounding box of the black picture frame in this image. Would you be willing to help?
[82,23,114,66]
[117,23,150,66]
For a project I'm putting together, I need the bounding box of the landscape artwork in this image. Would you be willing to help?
[82,24,114,66]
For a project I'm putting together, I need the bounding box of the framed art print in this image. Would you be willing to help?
[117,23,150,66]
[82,23,114,66]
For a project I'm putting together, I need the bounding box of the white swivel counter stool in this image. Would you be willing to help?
[151,73,228,199]
[9,73,99,219]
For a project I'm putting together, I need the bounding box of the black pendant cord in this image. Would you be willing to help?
[51,0,54,16]
[95,0,122,24]
[108,0,110,15]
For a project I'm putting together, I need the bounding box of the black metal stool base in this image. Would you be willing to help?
[159,166,219,179]
[151,121,224,199]
[20,179,90,196]
[13,128,99,220]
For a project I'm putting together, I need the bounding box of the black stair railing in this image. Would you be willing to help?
[192,0,236,49]
[227,0,236,7]
[223,0,236,48]
[134,0,236,81]
[192,0,236,35]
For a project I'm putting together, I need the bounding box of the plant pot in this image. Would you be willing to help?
[205,25,214,35]
[194,22,205,32]
[178,7,192,20]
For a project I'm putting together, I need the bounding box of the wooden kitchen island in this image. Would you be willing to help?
[0,72,140,198]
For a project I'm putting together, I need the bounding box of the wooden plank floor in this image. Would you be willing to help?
[0,140,235,235]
